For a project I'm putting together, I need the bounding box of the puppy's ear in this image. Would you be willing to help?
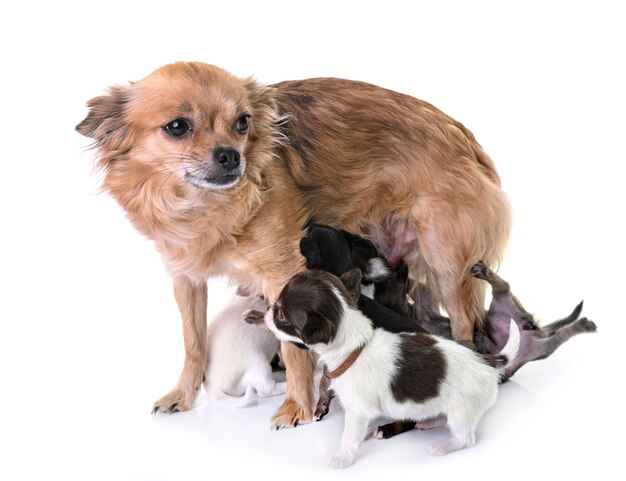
[363,256,393,282]
[76,85,132,149]
[340,268,363,300]
[243,309,265,325]
[300,236,322,269]
[301,313,336,345]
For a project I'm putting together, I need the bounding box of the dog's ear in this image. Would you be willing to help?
[76,85,132,149]
[301,313,336,345]
[243,79,282,140]
[243,309,265,325]
[340,268,363,300]
[364,256,393,282]
[300,236,322,269]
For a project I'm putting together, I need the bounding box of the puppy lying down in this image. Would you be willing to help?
[247,269,520,468]
[202,292,285,407]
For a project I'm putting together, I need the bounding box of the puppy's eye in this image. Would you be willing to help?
[234,114,251,135]
[164,118,192,137]
[277,309,286,322]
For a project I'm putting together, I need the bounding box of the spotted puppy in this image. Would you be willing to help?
[252,268,520,468]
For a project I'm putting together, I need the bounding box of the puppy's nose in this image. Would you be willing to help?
[214,147,241,171]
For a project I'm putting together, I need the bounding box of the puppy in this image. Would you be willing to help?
[255,268,520,468]
[76,62,511,427]
[198,292,285,408]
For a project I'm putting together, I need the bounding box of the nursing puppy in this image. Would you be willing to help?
[300,224,423,334]
[259,269,520,468]
[200,292,285,408]
[76,62,511,427]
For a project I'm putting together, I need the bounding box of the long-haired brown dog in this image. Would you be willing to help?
[76,62,511,428]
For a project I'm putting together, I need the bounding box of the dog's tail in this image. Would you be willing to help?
[481,319,520,380]
[206,384,255,408]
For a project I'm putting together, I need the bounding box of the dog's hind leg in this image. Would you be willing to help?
[541,301,584,336]
[429,412,477,456]
[504,316,597,379]
[410,186,510,345]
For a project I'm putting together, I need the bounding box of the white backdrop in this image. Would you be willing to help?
[1,1,624,480]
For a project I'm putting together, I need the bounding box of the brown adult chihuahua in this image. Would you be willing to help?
[76,62,511,428]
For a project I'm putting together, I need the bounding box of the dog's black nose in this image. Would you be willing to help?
[214,147,241,171]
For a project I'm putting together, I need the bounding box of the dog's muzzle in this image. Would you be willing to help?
[184,147,245,190]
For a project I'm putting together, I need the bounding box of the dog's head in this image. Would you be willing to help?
[76,62,282,203]
[299,224,392,283]
[260,269,363,349]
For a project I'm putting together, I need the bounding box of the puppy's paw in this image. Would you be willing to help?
[271,399,313,430]
[470,261,490,279]
[577,317,597,333]
[428,436,469,456]
[152,388,195,415]
[314,391,335,422]
[328,453,355,469]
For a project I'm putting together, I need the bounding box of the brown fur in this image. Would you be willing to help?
[77,62,511,426]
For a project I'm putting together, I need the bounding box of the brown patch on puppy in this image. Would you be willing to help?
[391,334,446,404]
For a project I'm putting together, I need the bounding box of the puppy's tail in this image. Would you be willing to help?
[206,384,255,408]
[482,319,520,380]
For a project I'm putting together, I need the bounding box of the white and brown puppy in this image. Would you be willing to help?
[254,269,519,468]
[201,292,285,408]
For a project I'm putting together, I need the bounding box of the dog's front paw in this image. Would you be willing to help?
[314,390,334,422]
[271,398,314,430]
[152,388,195,415]
[328,453,355,469]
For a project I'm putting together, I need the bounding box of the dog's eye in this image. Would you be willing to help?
[277,309,286,322]
[234,114,251,135]
[164,118,191,137]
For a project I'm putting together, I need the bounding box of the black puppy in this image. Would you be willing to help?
[300,224,425,335]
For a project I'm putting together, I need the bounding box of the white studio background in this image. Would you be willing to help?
[1,1,624,480]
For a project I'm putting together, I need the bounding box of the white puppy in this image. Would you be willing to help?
[203,292,286,407]
[252,268,519,468]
